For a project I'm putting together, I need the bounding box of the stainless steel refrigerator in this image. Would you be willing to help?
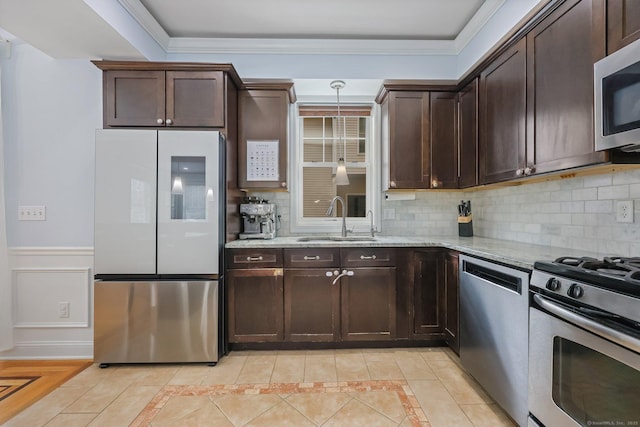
[93,129,224,366]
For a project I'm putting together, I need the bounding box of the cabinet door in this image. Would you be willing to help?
[239,90,289,189]
[284,269,340,342]
[458,79,478,188]
[227,269,284,343]
[387,91,430,189]
[479,38,527,184]
[104,70,165,127]
[166,71,225,127]
[430,91,458,189]
[444,251,459,354]
[607,0,640,53]
[526,0,607,175]
[412,250,444,339]
[341,267,396,341]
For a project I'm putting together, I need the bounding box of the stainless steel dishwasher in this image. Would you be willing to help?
[459,255,530,427]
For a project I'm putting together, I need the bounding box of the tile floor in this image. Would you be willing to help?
[4,347,517,427]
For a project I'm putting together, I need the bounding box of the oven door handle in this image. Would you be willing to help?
[533,294,640,353]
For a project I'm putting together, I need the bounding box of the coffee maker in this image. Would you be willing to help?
[239,197,277,239]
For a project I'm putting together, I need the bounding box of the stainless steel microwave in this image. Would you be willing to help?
[594,38,640,152]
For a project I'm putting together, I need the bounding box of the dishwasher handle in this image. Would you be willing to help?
[462,260,522,294]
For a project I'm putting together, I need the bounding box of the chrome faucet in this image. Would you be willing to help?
[367,209,378,237]
[327,196,348,237]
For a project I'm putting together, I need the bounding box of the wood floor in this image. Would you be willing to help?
[0,359,92,425]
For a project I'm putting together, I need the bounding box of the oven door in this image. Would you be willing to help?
[529,295,640,427]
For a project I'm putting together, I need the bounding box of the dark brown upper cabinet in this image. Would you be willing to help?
[93,61,242,129]
[607,0,640,54]
[238,81,295,190]
[430,92,458,189]
[479,37,527,184]
[526,0,607,175]
[458,78,478,188]
[382,91,431,189]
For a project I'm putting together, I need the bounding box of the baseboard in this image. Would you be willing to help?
[0,340,93,360]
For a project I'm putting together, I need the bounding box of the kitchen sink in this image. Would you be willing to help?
[297,235,377,242]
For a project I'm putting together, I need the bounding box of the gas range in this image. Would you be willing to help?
[531,256,640,325]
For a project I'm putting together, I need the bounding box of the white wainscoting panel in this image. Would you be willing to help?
[13,268,90,327]
[0,247,94,360]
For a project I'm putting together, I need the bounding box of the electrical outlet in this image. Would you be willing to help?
[615,200,634,223]
[18,205,46,221]
[58,301,70,318]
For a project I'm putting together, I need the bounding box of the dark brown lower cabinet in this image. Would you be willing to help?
[444,251,460,354]
[284,269,340,342]
[341,268,397,341]
[227,268,284,342]
[412,249,445,340]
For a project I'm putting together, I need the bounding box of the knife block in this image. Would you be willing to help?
[458,215,473,237]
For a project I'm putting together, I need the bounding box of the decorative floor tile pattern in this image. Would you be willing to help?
[0,376,40,401]
[131,380,429,427]
[4,348,517,427]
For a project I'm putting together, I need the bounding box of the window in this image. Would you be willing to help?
[290,104,380,234]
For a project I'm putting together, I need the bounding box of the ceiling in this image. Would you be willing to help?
[0,0,505,59]
[0,0,515,98]
[139,0,487,40]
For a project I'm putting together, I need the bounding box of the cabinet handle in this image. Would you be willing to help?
[156,118,164,125]
[332,269,354,286]
[303,255,320,261]
[246,256,263,262]
[360,255,377,260]
[166,118,173,125]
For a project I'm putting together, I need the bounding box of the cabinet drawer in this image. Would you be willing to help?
[341,248,396,267]
[284,248,340,268]
[227,248,282,269]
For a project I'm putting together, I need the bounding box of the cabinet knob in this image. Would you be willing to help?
[281,182,287,188]
[524,166,535,175]
[156,118,164,125]
[515,168,524,177]
[166,118,173,126]
[390,181,396,188]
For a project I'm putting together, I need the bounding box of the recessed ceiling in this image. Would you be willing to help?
[139,0,486,40]
[0,0,507,59]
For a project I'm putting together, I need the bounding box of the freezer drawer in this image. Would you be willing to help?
[94,280,218,364]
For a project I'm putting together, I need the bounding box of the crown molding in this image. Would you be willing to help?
[454,0,506,52]
[117,0,170,50]
[118,0,505,57]
[167,37,458,56]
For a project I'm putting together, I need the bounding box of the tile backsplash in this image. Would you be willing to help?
[249,168,640,257]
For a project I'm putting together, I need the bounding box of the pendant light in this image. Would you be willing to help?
[331,80,350,186]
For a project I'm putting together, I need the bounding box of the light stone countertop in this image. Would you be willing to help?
[225,235,601,270]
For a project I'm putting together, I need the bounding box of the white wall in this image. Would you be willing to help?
[0,42,99,359]
[2,41,101,247]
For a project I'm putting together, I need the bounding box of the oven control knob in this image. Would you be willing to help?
[546,278,561,291]
[567,284,584,299]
